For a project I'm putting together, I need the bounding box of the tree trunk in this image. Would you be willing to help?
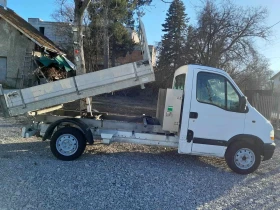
[111,37,116,67]
[73,0,92,113]
[103,1,110,69]
[73,0,91,75]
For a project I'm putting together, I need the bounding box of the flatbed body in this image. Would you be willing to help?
[26,111,179,148]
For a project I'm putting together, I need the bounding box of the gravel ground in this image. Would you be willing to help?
[0,116,280,210]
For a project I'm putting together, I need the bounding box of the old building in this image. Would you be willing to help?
[28,18,72,51]
[271,71,280,92]
[0,1,66,88]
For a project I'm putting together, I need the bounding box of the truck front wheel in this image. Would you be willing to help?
[225,141,261,174]
[50,127,86,161]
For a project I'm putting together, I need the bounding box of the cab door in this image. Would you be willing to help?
[176,69,194,154]
[188,69,246,157]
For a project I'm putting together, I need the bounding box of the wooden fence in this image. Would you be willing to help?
[251,94,280,128]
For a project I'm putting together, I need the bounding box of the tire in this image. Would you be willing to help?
[225,141,261,175]
[50,127,86,161]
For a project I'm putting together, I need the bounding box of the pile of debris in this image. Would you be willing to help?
[34,55,76,84]
[39,66,67,82]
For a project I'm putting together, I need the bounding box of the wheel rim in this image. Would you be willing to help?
[234,148,255,170]
[56,134,78,156]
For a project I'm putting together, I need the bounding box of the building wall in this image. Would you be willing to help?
[0,0,7,7]
[116,50,143,65]
[28,18,71,50]
[116,46,156,67]
[273,74,280,92]
[0,19,34,87]
[126,28,140,43]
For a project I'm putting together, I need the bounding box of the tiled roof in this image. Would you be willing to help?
[0,5,64,54]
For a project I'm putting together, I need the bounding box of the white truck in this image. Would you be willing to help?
[0,22,275,175]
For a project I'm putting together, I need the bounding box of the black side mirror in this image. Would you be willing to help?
[239,96,247,112]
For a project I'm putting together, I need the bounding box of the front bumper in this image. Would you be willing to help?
[263,142,276,161]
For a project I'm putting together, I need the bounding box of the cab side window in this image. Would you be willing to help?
[174,74,186,90]
[227,81,240,111]
[197,72,226,109]
[197,72,241,112]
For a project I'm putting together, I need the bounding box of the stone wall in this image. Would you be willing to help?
[0,18,34,87]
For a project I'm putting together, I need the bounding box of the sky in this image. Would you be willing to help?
[6,0,280,74]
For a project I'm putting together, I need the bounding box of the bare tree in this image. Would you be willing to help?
[187,0,270,72]
[179,0,274,91]
[53,0,92,112]
[52,0,91,74]
[102,0,109,68]
[73,0,92,75]
[232,54,273,90]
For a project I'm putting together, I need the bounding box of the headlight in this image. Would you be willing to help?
[270,130,275,141]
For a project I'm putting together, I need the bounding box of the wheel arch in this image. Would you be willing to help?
[227,134,264,155]
[43,118,94,145]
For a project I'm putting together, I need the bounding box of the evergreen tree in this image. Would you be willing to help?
[87,0,151,68]
[110,22,136,67]
[157,0,188,84]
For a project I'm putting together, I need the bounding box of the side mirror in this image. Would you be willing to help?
[239,96,247,112]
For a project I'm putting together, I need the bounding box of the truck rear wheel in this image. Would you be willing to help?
[225,141,261,174]
[50,127,86,161]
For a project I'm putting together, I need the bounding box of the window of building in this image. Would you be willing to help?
[39,27,45,35]
[0,57,7,81]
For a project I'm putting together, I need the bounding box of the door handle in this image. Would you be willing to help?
[187,130,193,142]
[189,112,198,119]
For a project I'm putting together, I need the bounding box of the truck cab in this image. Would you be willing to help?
[172,65,275,174]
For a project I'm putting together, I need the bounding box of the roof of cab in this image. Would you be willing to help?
[174,65,228,77]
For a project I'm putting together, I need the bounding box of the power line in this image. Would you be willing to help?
[267,20,280,30]
[267,57,280,59]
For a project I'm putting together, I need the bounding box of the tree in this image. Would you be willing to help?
[157,0,188,86]
[110,22,136,67]
[54,0,92,112]
[88,0,133,68]
[72,0,92,75]
[187,0,270,71]
[52,0,91,74]
[184,0,273,90]
[51,1,75,60]
[84,13,103,72]
[88,0,151,68]
[232,54,273,91]
[73,0,93,113]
